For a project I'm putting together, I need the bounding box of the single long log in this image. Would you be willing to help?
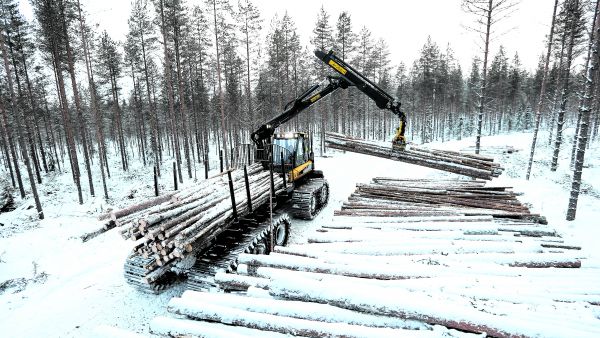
[166,298,433,338]
[268,275,598,338]
[97,193,174,221]
[174,290,429,330]
[150,316,289,338]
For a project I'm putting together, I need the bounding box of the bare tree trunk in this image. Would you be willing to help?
[158,0,182,181]
[213,0,228,168]
[0,104,22,194]
[51,49,83,203]
[1,32,43,218]
[173,24,191,180]
[566,0,599,220]
[570,4,598,168]
[526,0,558,180]
[0,113,15,187]
[551,0,579,171]
[475,0,494,155]
[77,0,108,198]
[138,14,160,176]
[244,8,252,130]
[64,31,94,195]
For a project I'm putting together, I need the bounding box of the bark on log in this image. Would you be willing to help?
[325,132,503,180]
[166,298,430,338]
[267,275,595,338]
[177,289,428,329]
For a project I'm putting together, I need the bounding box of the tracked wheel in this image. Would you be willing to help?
[270,213,291,247]
[291,177,328,220]
[318,181,329,207]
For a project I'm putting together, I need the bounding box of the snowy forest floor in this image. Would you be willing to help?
[0,129,599,337]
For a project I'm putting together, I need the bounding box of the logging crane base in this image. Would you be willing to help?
[290,177,329,220]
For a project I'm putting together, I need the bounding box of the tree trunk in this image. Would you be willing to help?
[0,104,22,194]
[551,0,579,171]
[0,32,43,218]
[159,0,182,181]
[213,0,228,168]
[566,0,599,220]
[61,0,94,196]
[526,0,558,180]
[138,16,160,176]
[475,0,493,155]
[173,23,191,180]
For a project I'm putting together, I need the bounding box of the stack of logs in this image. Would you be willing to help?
[113,163,284,274]
[336,177,545,223]
[325,132,503,180]
[147,178,600,338]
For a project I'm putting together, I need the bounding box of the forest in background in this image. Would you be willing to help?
[0,0,599,220]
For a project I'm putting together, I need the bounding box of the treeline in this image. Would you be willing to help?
[0,0,599,220]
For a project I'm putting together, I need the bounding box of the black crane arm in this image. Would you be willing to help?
[250,76,350,150]
[250,49,408,154]
[314,50,407,144]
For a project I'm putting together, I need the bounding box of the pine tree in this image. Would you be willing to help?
[0,17,43,218]
[462,0,519,153]
[77,0,109,198]
[551,0,586,171]
[129,0,160,177]
[334,11,355,134]
[97,31,128,172]
[237,0,261,128]
[567,0,600,220]
[310,6,332,154]
[32,0,83,204]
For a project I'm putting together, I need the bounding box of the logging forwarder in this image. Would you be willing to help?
[250,49,409,219]
[123,49,408,293]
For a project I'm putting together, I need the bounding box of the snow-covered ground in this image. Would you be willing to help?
[1,130,599,337]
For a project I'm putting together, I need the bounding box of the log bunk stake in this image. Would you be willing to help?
[325,132,504,180]
[149,177,600,338]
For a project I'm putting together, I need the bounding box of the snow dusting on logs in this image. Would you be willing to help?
[117,163,285,291]
[325,132,504,179]
[150,177,600,338]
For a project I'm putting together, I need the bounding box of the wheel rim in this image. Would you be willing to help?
[310,195,317,215]
[275,223,287,246]
[321,185,329,205]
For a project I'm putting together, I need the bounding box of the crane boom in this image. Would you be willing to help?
[251,49,407,154]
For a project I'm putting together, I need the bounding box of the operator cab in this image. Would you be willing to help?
[272,132,313,182]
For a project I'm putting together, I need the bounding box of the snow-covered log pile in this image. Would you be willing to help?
[325,132,503,180]
[150,177,600,338]
[336,177,545,223]
[116,163,284,278]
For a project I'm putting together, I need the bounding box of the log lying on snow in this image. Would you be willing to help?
[325,132,504,179]
[174,289,429,330]
[118,163,285,281]
[266,275,600,338]
[165,295,434,338]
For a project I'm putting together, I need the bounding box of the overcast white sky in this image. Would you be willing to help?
[20,0,555,73]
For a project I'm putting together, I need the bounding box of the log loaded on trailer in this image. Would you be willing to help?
[122,50,409,293]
